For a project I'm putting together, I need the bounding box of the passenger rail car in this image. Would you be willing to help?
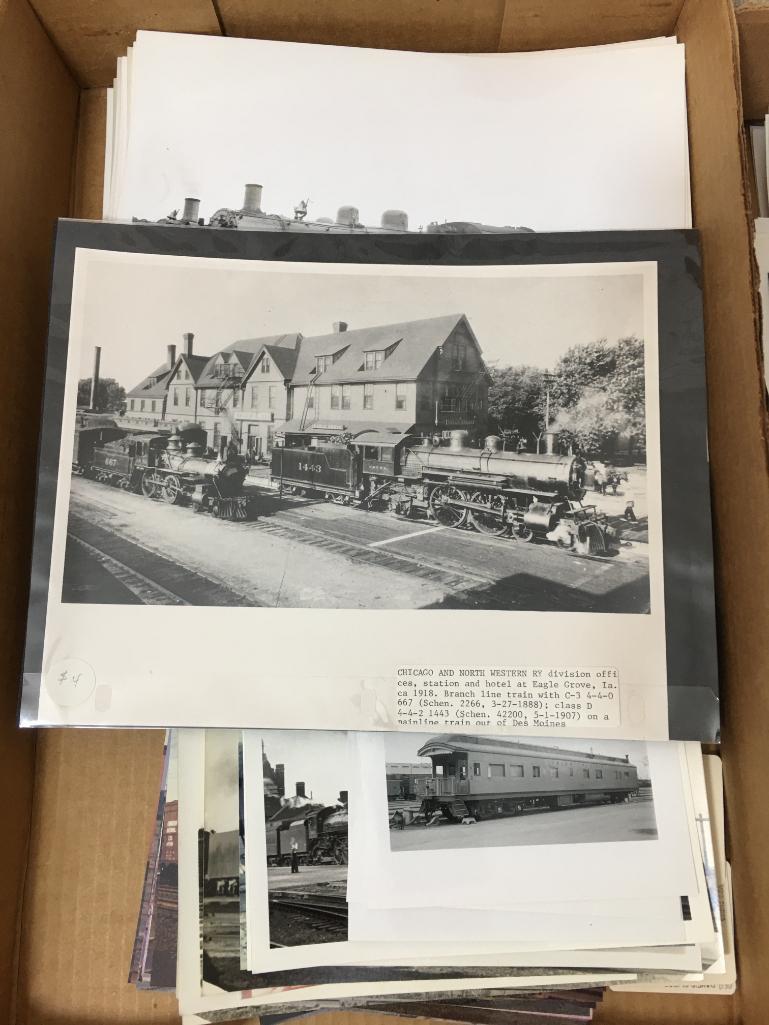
[273,427,617,555]
[265,804,348,866]
[73,423,249,520]
[413,735,640,821]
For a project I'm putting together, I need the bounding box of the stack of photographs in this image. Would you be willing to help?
[126,729,733,1024]
[19,27,735,1024]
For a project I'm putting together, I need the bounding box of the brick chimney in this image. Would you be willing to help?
[295,782,306,798]
[333,321,348,333]
[167,343,177,368]
[339,790,348,805]
[89,345,101,410]
[183,332,194,357]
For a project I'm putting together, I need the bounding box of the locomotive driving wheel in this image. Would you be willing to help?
[469,491,508,536]
[161,473,183,505]
[428,484,469,528]
[141,470,164,500]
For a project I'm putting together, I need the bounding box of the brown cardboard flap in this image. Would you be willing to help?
[737,5,769,119]
[217,0,506,51]
[498,0,682,51]
[28,0,222,88]
[0,0,78,1019]
[17,729,178,1024]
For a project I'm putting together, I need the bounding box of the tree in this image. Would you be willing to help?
[486,364,547,447]
[78,377,126,413]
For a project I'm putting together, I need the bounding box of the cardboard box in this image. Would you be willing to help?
[0,0,766,1022]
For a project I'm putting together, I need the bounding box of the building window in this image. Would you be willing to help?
[532,766,541,778]
[307,392,315,409]
[151,400,156,413]
[330,384,341,409]
[268,385,277,410]
[233,390,239,408]
[315,355,332,375]
[570,766,575,776]
[363,383,374,410]
[509,765,524,778]
[173,390,179,407]
[140,399,145,412]
[583,768,590,778]
[185,387,191,407]
[250,386,258,409]
[395,383,407,410]
[615,771,621,779]
[129,399,135,411]
[451,339,466,371]
[341,384,351,410]
[488,763,505,778]
[261,356,271,374]
[473,763,481,776]
[364,350,384,371]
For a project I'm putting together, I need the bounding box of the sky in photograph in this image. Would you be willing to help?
[261,729,349,808]
[76,252,645,391]
[383,732,650,778]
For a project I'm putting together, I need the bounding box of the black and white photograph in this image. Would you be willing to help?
[262,731,349,948]
[384,733,657,853]
[60,252,653,615]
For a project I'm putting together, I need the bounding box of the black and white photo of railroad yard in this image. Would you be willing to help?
[385,733,657,852]
[263,731,349,947]
[61,255,652,613]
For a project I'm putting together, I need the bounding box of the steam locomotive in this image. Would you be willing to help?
[72,421,250,520]
[272,426,618,555]
[265,804,349,867]
[413,735,641,823]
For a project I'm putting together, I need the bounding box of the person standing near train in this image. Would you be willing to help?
[290,838,300,874]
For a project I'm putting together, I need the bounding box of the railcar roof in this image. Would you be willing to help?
[417,733,634,766]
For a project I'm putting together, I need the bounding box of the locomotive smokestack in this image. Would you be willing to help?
[183,332,194,357]
[295,782,306,798]
[339,790,348,805]
[332,321,348,333]
[89,345,101,410]
[167,343,177,368]
[242,183,263,214]
[182,197,200,222]
[275,764,285,798]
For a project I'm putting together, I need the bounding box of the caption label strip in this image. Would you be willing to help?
[395,666,620,730]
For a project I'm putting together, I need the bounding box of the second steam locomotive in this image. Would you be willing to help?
[273,425,618,555]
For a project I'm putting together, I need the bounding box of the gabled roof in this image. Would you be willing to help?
[222,332,302,356]
[126,363,175,399]
[176,353,211,383]
[244,343,300,384]
[198,334,302,388]
[291,314,473,385]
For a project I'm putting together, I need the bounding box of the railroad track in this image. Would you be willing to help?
[268,891,348,921]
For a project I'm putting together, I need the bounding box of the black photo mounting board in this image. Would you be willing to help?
[21,220,718,741]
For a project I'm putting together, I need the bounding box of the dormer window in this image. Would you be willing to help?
[364,350,385,371]
[261,356,271,374]
[315,355,333,375]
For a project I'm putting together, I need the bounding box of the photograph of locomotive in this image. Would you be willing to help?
[262,731,349,947]
[385,733,656,852]
[72,418,250,520]
[273,426,616,555]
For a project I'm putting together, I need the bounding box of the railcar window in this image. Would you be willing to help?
[473,763,481,776]
[615,771,621,779]
[596,769,603,779]
[569,765,574,776]
[459,764,467,780]
[532,766,541,778]
[364,446,379,460]
[583,768,590,778]
[624,771,631,777]
[550,766,559,778]
[488,763,505,778]
[509,765,524,778]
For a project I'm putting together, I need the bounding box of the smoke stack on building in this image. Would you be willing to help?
[339,790,349,805]
[295,782,306,799]
[182,197,200,222]
[167,344,177,368]
[183,332,194,357]
[89,345,102,410]
[275,764,285,798]
[242,184,263,214]
[333,321,348,333]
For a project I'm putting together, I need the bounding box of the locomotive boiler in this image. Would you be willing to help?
[272,427,617,556]
[265,802,349,866]
[73,422,250,519]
